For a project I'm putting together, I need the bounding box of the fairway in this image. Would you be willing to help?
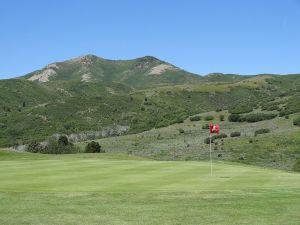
[0,151,300,225]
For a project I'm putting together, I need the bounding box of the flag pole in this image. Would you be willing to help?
[210,133,212,176]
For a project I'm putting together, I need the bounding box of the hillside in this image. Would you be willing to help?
[0,55,300,167]
[23,55,202,89]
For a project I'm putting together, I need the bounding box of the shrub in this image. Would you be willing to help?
[229,105,253,114]
[293,117,300,127]
[216,108,222,112]
[204,115,214,121]
[202,124,209,129]
[228,114,241,122]
[293,158,300,172]
[243,113,277,123]
[230,131,241,137]
[219,115,224,121]
[26,136,78,154]
[179,128,185,134]
[204,133,227,144]
[254,128,270,136]
[27,141,43,153]
[229,113,277,123]
[58,135,69,146]
[85,141,103,153]
[190,115,201,121]
[215,133,228,139]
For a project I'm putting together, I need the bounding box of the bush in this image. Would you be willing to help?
[229,105,253,114]
[85,141,103,153]
[27,141,43,153]
[228,114,241,122]
[190,115,201,121]
[243,113,277,123]
[204,115,214,121]
[58,135,69,146]
[254,128,270,136]
[178,128,185,134]
[219,115,224,121]
[293,158,300,172]
[230,131,241,137]
[26,136,78,154]
[202,124,209,129]
[229,113,277,123]
[293,117,300,127]
[204,133,227,144]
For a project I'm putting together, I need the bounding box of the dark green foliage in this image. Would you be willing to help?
[27,141,43,153]
[58,135,69,146]
[229,105,253,114]
[293,117,300,126]
[230,131,241,137]
[204,133,228,144]
[178,128,185,134]
[85,141,103,153]
[202,124,209,129]
[254,129,270,136]
[26,136,78,154]
[204,115,214,121]
[228,113,241,122]
[219,115,224,121]
[228,113,277,123]
[204,137,211,144]
[190,115,201,121]
[293,158,300,172]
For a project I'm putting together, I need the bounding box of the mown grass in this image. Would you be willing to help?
[0,150,300,225]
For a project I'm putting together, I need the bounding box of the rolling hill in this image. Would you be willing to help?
[0,55,300,171]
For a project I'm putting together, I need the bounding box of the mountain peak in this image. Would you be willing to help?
[23,54,202,88]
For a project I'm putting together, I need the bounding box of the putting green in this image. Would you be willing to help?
[0,151,300,225]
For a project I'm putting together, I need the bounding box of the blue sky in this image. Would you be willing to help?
[0,0,300,79]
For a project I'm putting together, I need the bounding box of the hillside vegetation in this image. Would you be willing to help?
[0,55,300,171]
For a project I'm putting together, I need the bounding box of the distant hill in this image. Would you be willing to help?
[23,55,202,89]
[0,54,299,150]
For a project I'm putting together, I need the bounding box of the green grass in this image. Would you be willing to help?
[85,111,300,171]
[0,150,300,225]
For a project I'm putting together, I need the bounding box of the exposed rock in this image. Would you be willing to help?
[28,68,56,82]
[148,64,177,75]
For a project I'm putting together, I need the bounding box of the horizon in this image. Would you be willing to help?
[2,53,299,80]
[1,0,300,78]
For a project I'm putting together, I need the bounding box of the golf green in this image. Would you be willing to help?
[0,151,300,225]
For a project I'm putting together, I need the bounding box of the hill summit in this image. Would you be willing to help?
[24,54,201,89]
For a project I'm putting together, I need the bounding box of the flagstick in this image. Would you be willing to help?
[210,133,213,176]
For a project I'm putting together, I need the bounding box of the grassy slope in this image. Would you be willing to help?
[85,110,300,171]
[0,150,299,225]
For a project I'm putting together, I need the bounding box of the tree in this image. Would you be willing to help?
[85,141,103,153]
[58,135,69,146]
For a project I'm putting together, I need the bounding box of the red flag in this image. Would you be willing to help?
[209,124,220,134]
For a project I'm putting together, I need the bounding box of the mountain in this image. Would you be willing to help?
[0,55,300,157]
[23,55,202,89]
